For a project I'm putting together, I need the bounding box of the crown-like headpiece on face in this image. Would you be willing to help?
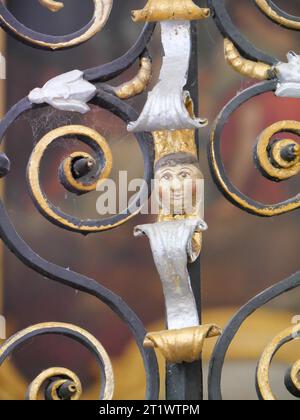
[153,130,198,164]
[132,0,210,22]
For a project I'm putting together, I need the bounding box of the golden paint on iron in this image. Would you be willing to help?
[27,125,129,233]
[153,130,198,163]
[256,121,300,180]
[256,324,300,400]
[271,139,300,169]
[27,368,82,400]
[255,0,300,30]
[0,0,112,50]
[224,39,271,80]
[210,124,300,216]
[38,0,64,12]
[153,95,198,163]
[143,325,222,364]
[0,322,114,400]
[114,57,152,100]
[132,0,210,22]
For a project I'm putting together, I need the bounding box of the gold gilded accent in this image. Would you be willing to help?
[144,325,222,363]
[0,322,114,400]
[153,95,198,162]
[132,0,210,22]
[257,324,300,400]
[39,0,64,12]
[153,130,197,163]
[256,121,300,180]
[224,39,272,80]
[27,368,82,400]
[0,0,113,50]
[113,56,152,100]
[255,0,300,30]
[27,125,119,232]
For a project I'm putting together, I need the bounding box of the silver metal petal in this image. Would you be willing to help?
[28,70,97,114]
[128,21,207,132]
[134,219,207,330]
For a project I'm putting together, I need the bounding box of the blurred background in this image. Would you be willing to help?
[1,0,300,400]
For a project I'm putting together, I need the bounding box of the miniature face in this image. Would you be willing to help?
[155,163,203,216]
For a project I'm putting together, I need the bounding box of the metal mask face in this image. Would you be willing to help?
[154,158,203,218]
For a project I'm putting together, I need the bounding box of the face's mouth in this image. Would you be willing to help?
[172,193,184,200]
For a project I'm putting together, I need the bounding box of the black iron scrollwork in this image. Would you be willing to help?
[0,0,113,50]
[208,0,300,400]
[209,1,300,217]
[1,0,300,401]
[0,6,159,399]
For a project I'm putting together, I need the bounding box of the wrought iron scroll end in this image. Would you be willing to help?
[112,56,152,100]
[224,39,273,80]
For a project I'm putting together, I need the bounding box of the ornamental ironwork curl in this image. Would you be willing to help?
[208,2,300,217]
[1,0,300,401]
[0,322,114,400]
[208,271,300,400]
[0,9,159,400]
[0,0,113,50]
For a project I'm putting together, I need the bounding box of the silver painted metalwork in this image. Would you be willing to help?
[28,70,97,114]
[275,52,300,98]
[127,20,207,132]
[134,218,208,330]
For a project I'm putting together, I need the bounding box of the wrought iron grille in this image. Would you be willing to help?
[0,0,300,401]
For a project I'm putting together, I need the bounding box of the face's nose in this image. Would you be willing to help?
[170,175,182,192]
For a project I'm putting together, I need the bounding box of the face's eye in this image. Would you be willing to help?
[160,172,172,181]
[179,170,191,179]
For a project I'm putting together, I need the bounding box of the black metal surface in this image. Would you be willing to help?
[207,79,300,216]
[0,92,155,233]
[208,271,300,400]
[1,0,300,401]
[84,23,156,83]
[0,2,97,50]
[0,9,159,400]
[0,200,160,400]
[208,0,278,65]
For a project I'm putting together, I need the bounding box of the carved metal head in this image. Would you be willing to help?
[154,152,203,218]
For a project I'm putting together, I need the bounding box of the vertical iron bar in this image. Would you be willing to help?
[165,13,203,401]
[0,24,6,314]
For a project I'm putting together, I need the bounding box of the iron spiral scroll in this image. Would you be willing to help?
[208,0,300,400]
[0,3,159,400]
[0,0,300,400]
